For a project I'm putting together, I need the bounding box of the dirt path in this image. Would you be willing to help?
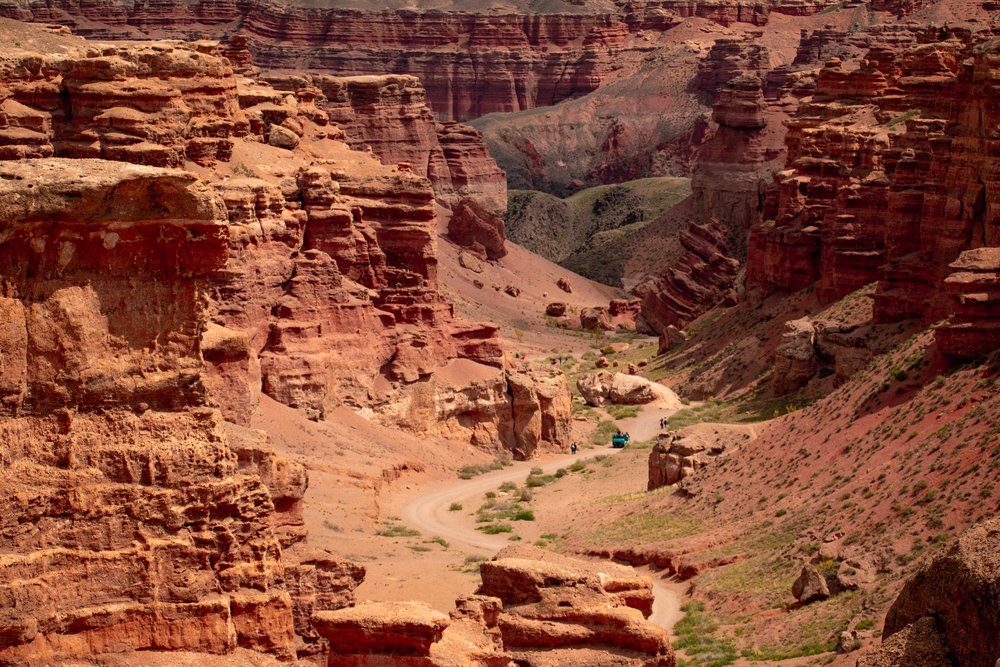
[613,403,678,443]
[400,442,684,635]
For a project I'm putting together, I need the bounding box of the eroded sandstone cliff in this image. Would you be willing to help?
[0,158,363,663]
[0,33,568,459]
[0,0,848,121]
[747,29,1000,358]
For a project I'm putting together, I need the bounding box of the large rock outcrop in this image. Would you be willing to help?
[634,220,740,333]
[936,247,1000,358]
[0,40,249,167]
[0,158,363,663]
[691,73,786,258]
[578,372,682,408]
[478,546,675,667]
[632,45,786,334]
[647,424,752,489]
[265,73,507,215]
[870,518,1000,667]
[0,34,571,460]
[747,32,1000,356]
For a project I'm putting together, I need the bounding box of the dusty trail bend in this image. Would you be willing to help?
[400,444,683,634]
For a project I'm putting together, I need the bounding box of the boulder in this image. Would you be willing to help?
[479,546,674,666]
[791,564,830,603]
[448,197,507,260]
[835,557,876,591]
[648,446,684,488]
[504,284,521,298]
[580,306,613,331]
[657,325,687,355]
[578,372,681,408]
[610,374,681,407]
[881,518,1000,667]
[545,302,567,317]
[459,251,485,273]
[268,123,300,149]
[609,373,660,404]
[856,617,951,667]
[313,601,449,657]
[556,277,572,293]
[577,371,613,407]
[773,317,817,395]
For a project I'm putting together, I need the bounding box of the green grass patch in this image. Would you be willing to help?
[887,108,921,127]
[674,602,739,666]
[458,456,512,479]
[478,523,513,534]
[590,419,621,446]
[377,523,420,538]
[607,404,640,420]
[589,510,700,546]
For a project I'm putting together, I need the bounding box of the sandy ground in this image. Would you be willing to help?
[436,210,622,359]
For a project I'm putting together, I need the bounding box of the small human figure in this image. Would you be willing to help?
[571,442,578,455]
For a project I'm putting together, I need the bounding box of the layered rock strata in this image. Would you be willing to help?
[634,220,740,333]
[265,73,507,214]
[313,547,677,666]
[0,40,249,167]
[936,247,1000,358]
[0,0,841,121]
[478,546,675,667]
[0,158,362,664]
[0,35,571,458]
[747,32,1000,353]
[635,54,783,335]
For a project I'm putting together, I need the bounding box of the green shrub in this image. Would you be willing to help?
[478,524,513,534]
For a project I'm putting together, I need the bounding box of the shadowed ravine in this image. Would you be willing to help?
[401,415,684,636]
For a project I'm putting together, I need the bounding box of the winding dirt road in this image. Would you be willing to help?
[400,440,684,634]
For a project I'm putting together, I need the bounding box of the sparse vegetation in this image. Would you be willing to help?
[377,523,420,538]
[458,456,512,479]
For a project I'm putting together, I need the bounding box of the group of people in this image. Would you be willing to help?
[658,417,670,429]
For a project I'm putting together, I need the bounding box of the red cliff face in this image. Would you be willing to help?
[0,34,577,475]
[1,0,842,121]
[0,41,249,167]
[747,29,1000,354]
[0,158,363,663]
[264,72,508,227]
[634,220,741,332]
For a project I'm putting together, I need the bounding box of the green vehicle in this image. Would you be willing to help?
[611,433,630,448]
